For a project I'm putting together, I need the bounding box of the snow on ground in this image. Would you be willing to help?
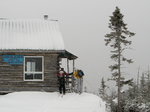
[0,92,106,112]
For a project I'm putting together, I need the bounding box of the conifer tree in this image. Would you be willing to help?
[105,7,135,112]
[84,86,87,92]
[140,72,150,102]
[99,77,107,100]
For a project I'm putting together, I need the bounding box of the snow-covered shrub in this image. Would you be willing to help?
[124,99,141,112]
[124,99,150,112]
[139,102,150,112]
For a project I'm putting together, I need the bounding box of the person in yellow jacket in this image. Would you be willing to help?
[73,69,84,94]
[74,70,81,79]
[73,69,84,79]
[69,69,84,93]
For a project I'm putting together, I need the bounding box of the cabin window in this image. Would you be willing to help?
[24,56,44,81]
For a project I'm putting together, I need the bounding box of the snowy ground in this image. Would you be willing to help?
[0,92,106,112]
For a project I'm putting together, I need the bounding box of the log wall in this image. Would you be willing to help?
[0,52,60,93]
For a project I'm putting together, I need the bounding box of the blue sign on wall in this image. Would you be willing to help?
[2,55,24,65]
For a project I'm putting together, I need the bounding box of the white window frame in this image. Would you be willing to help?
[23,56,44,81]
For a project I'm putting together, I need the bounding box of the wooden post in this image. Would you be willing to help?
[67,59,69,73]
[73,59,75,72]
[66,58,69,91]
[72,59,75,92]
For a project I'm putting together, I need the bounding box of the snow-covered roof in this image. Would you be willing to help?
[0,18,65,50]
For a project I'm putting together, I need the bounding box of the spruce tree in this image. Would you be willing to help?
[99,77,107,100]
[105,7,135,112]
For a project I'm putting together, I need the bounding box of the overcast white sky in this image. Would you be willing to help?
[0,0,150,93]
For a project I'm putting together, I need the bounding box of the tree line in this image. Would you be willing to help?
[100,70,150,112]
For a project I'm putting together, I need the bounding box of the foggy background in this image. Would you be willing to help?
[0,0,150,93]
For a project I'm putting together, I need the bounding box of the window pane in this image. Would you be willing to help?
[27,62,36,72]
[34,74,42,79]
[25,57,42,72]
[25,73,33,80]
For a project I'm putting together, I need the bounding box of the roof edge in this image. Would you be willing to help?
[0,49,78,60]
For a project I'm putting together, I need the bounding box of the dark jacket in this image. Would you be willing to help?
[57,70,66,85]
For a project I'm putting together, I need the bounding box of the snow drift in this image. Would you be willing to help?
[0,92,106,112]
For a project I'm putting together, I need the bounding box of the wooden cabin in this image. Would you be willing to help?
[0,17,77,93]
